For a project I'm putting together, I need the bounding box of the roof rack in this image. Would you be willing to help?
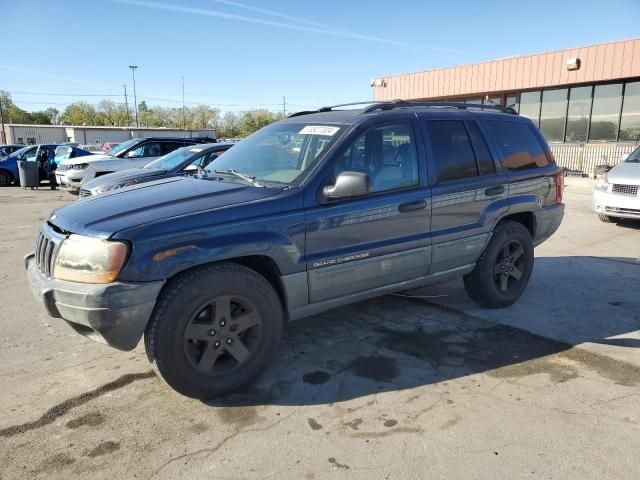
[288,100,518,118]
[362,100,518,115]
[288,101,379,118]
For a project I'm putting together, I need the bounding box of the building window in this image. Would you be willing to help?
[483,96,501,106]
[619,81,640,142]
[519,91,541,127]
[589,83,622,142]
[540,89,568,143]
[565,86,592,143]
[506,93,520,112]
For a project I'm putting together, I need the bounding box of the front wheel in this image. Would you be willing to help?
[463,221,534,308]
[598,214,616,223]
[145,263,284,399]
[0,170,14,186]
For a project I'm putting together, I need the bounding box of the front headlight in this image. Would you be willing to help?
[53,235,129,283]
[595,174,609,190]
[95,180,137,195]
[70,163,90,170]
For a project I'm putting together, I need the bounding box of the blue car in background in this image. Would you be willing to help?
[0,144,95,186]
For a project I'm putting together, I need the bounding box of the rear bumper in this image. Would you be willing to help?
[533,203,564,246]
[593,189,640,220]
[25,253,163,351]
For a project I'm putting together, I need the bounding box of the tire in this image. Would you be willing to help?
[144,262,283,399]
[0,170,14,186]
[598,214,616,223]
[463,221,534,308]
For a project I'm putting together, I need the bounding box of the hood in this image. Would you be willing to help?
[48,176,281,237]
[82,168,164,191]
[608,162,640,185]
[61,153,114,165]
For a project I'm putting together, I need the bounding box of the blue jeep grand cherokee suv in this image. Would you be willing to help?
[26,101,564,398]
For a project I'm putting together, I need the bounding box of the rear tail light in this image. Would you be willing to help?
[553,171,564,204]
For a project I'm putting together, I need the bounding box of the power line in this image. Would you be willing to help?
[6,90,122,97]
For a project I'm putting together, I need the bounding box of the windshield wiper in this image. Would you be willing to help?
[212,169,264,187]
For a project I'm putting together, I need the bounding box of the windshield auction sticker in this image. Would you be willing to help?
[299,125,340,136]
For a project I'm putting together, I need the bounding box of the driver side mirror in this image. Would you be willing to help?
[126,150,140,158]
[620,153,629,162]
[323,171,371,201]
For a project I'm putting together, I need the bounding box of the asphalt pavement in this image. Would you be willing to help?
[0,178,638,480]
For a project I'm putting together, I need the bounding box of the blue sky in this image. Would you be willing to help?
[2,0,639,114]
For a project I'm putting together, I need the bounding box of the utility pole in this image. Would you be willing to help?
[282,96,286,118]
[123,84,130,126]
[182,75,186,130]
[129,65,138,128]
[0,93,6,144]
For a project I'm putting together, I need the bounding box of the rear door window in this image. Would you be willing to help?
[485,121,551,170]
[425,120,478,183]
[465,121,495,176]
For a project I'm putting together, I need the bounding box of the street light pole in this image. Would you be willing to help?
[0,93,6,144]
[129,65,138,128]
[182,75,185,130]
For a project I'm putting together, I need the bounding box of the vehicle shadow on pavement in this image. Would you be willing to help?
[206,255,640,408]
[614,219,640,230]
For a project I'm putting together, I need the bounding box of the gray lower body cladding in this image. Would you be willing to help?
[25,254,164,350]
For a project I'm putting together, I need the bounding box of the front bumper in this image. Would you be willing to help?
[593,188,640,220]
[56,169,85,192]
[533,203,564,246]
[25,254,164,350]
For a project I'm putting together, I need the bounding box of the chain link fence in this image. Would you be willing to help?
[549,143,638,177]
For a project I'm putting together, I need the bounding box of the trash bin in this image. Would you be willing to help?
[17,160,40,189]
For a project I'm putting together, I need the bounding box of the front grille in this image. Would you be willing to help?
[57,164,70,171]
[35,230,60,277]
[611,184,639,197]
[79,188,92,198]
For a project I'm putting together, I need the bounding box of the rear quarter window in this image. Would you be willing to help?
[485,120,552,170]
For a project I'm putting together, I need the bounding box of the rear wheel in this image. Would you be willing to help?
[598,214,616,223]
[0,170,14,186]
[144,263,283,399]
[463,221,534,308]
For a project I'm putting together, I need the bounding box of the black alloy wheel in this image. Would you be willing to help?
[493,240,526,292]
[182,295,263,376]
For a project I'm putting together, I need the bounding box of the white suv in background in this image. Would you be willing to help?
[56,137,212,193]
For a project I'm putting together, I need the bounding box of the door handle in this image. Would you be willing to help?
[399,200,427,212]
[485,185,505,196]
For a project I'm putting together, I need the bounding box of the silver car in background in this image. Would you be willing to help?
[593,146,640,222]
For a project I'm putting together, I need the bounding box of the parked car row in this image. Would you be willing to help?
[56,136,217,193]
[79,142,233,197]
[0,144,94,186]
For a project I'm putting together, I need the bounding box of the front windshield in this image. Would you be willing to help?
[144,147,194,170]
[10,146,31,158]
[625,147,640,163]
[204,122,343,186]
[107,138,140,157]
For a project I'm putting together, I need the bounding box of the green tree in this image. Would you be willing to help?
[0,91,57,124]
[97,100,129,126]
[61,102,100,125]
[239,109,280,137]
